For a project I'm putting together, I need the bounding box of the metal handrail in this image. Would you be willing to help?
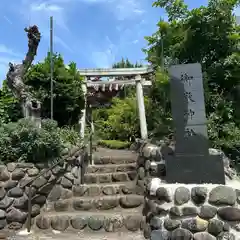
[25,130,93,232]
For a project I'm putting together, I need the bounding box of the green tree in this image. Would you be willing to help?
[112,58,142,97]
[93,96,150,141]
[112,58,142,68]
[144,0,240,162]
[0,80,22,125]
[24,53,84,126]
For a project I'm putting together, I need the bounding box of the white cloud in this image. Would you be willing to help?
[19,0,73,52]
[79,0,145,20]
[115,0,145,20]
[91,36,116,67]
[0,44,22,57]
[3,16,12,24]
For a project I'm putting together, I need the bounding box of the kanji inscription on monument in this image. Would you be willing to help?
[165,63,225,184]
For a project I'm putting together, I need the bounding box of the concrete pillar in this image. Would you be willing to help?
[136,75,148,139]
[80,79,87,138]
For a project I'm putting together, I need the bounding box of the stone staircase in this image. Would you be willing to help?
[34,148,145,237]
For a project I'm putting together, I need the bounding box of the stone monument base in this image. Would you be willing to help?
[165,154,225,184]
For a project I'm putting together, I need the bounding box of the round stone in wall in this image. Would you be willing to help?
[4,180,18,190]
[60,177,72,188]
[124,215,142,231]
[217,232,235,240]
[138,167,145,180]
[174,187,190,205]
[8,222,23,230]
[217,207,240,221]
[103,216,123,232]
[0,167,10,181]
[209,186,236,205]
[51,216,69,231]
[169,206,182,217]
[7,163,16,172]
[70,216,88,230]
[151,230,169,240]
[0,209,6,219]
[31,204,41,217]
[121,195,143,208]
[11,169,25,181]
[156,187,171,202]
[102,186,116,195]
[88,216,103,230]
[171,228,193,240]
[36,216,51,229]
[150,216,162,230]
[0,188,6,201]
[27,168,39,177]
[0,219,6,230]
[6,208,27,223]
[182,217,208,232]
[191,186,208,204]
[0,196,14,210]
[208,219,224,236]
[8,187,23,198]
[182,206,198,216]
[142,222,151,238]
[164,218,181,231]
[193,232,216,240]
[199,205,217,219]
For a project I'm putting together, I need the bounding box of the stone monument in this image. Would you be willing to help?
[165,63,225,184]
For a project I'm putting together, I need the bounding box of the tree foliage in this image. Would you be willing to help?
[144,0,240,162]
[24,53,84,126]
[0,53,84,127]
[0,119,62,163]
[0,81,22,125]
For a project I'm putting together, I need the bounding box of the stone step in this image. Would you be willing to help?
[93,148,137,165]
[44,194,144,212]
[84,171,137,184]
[93,156,137,165]
[72,182,143,197]
[34,210,144,233]
[86,163,136,174]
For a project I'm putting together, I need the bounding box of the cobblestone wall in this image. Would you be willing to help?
[135,140,170,193]
[135,140,240,239]
[0,147,87,231]
[143,184,240,239]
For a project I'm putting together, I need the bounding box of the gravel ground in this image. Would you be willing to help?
[6,231,145,240]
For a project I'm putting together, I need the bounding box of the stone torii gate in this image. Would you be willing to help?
[78,67,154,140]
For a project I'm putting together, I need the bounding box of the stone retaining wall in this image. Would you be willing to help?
[134,140,240,239]
[0,147,87,231]
[143,183,240,239]
[135,140,169,194]
[135,140,236,186]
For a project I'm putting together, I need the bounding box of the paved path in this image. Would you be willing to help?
[7,231,145,240]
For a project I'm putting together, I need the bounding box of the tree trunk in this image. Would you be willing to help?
[6,25,41,127]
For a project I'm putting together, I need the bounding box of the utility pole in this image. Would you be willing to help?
[50,16,53,119]
[160,33,164,70]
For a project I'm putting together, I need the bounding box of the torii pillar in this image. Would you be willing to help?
[80,78,87,138]
[135,75,148,139]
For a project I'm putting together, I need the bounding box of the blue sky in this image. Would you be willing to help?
[0,0,239,82]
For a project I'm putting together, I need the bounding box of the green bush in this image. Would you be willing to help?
[93,96,150,141]
[97,140,131,149]
[0,118,63,163]
[58,126,82,148]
